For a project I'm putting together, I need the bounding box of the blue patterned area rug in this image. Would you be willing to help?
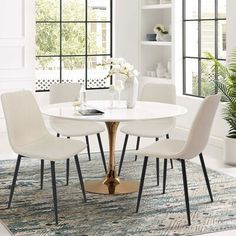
[0,152,236,236]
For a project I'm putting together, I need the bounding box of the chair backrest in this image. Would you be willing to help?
[1,90,48,149]
[182,94,221,159]
[140,83,176,104]
[50,83,82,104]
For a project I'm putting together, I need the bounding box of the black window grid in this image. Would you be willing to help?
[36,0,113,92]
[183,0,226,98]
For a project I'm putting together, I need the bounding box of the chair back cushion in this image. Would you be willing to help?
[182,94,221,159]
[140,83,176,104]
[1,90,48,149]
[50,83,82,104]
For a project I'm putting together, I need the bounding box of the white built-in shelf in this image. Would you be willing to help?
[142,76,172,84]
[141,41,172,46]
[141,4,172,10]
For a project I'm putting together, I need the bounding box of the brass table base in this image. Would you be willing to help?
[85,180,139,195]
[85,122,139,195]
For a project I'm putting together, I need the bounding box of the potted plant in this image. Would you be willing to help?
[206,50,236,165]
[153,24,169,41]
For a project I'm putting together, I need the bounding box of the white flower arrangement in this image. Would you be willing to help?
[154,24,168,35]
[98,57,139,80]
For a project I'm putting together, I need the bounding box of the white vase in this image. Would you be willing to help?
[224,136,236,165]
[156,62,166,77]
[126,77,139,109]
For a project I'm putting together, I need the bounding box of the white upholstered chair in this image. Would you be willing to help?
[118,83,176,183]
[135,94,221,226]
[1,90,87,225]
[49,83,107,186]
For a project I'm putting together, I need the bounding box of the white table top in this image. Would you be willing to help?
[41,100,187,122]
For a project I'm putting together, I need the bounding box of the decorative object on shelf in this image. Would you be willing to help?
[98,58,139,109]
[165,61,171,78]
[146,70,156,77]
[156,62,167,77]
[206,50,236,165]
[154,24,170,42]
[146,33,157,41]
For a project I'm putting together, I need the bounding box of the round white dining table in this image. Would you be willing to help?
[41,100,187,195]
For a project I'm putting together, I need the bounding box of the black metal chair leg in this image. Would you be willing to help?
[74,155,87,202]
[136,156,148,213]
[181,159,191,226]
[85,136,91,161]
[134,136,140,161]
[8,155,22,209]
[170,159,174,169]
[156,158,159,186]
[166,134,174,169]
[163,159,167,194]
[40,160,44,190]
[66,159,70,186]
[199,153,213,202]
[97,133,107,174]
[50,161,58,225]
[118,134,129,176]
[65,137,70,185]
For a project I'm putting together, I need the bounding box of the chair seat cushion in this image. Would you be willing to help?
[120,119,175,138]
[136,139,185,159]
[51,118,105,137]
[14,134,86,161]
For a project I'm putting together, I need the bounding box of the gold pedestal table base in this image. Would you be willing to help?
[85,180,139,195]
[84,122,139,195]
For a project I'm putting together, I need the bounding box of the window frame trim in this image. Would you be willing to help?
[35,0,113,92]
[182,0,226,97]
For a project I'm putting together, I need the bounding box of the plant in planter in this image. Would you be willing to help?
[206,50,236,164]
[153,24,169,41]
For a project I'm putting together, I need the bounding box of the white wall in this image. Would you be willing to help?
[227,0,236,53]
[0,0,35,131]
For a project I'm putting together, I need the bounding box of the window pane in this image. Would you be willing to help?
[88,23,111,54]
[201,21,215,57]
[201,0,215,19]
[36,57,60,91]
[185,21,198,57]
[88,0,111,21]
[185,58,199,96]
[185,0,198,19]
[36,0,59,21]
[201,59,215,97]
[62,23,85,55]
[218,0,226,18]
[36,23,60,56]
[62,0,85,21]
[87,56,110,88]
[62,57,85,84]
[218,20,227,59]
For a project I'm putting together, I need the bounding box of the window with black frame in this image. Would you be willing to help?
[36,0,112,92]
[183,0,226,97]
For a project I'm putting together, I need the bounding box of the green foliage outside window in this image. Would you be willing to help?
[36,0,104,70]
